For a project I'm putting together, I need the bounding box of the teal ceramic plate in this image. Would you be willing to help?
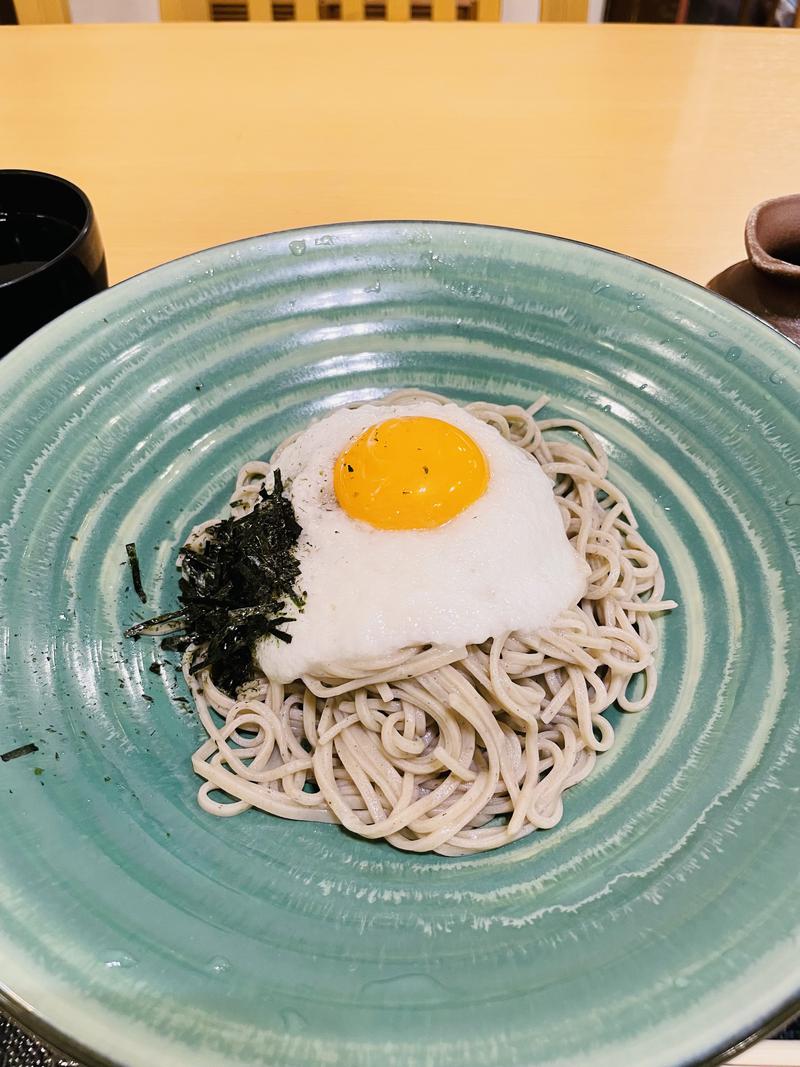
[1,223,798,1067]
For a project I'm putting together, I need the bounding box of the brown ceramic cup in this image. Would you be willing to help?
[708,194,800,345]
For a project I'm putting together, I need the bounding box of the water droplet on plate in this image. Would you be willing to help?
[725,347,741,363]
[785,494,800,508]
[364,281,381,294]
[207,955,231,975]
[769,370,784,385]
[104,952,137,970]
[592,282,611,295]
[314,235,334,247]
[289,240,306,257]
[708,330,719,337]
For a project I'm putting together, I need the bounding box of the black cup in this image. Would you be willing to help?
[0,170,108,357]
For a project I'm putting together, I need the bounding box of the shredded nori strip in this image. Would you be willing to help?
[1,742,39,763]
[126,542,147,603]
[125,608,185,636]
[125,470,302,693]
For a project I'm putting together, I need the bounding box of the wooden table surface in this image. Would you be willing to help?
[2,22,800,287]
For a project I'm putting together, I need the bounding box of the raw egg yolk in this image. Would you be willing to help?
[333,416,489,530]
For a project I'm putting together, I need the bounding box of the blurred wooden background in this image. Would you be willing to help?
[10,0,798,25]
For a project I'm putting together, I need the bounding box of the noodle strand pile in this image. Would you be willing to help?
[184,392,676,855]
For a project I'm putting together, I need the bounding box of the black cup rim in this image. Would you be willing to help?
[0,169,95,291]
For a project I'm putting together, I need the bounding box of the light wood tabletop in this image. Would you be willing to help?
[2,22,800,287]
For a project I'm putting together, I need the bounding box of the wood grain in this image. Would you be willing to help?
[477,0,502,18]
[12,0,69,22]
[159,0,210,18]
[386,0,411,19]
[540,0,588,20]
[1,22,798,289]
[432,0,458,18]
[249,0,276,17]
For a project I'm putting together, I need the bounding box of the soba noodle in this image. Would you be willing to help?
[184,391,676,855]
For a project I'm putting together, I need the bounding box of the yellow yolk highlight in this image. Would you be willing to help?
[333,416,490,530]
